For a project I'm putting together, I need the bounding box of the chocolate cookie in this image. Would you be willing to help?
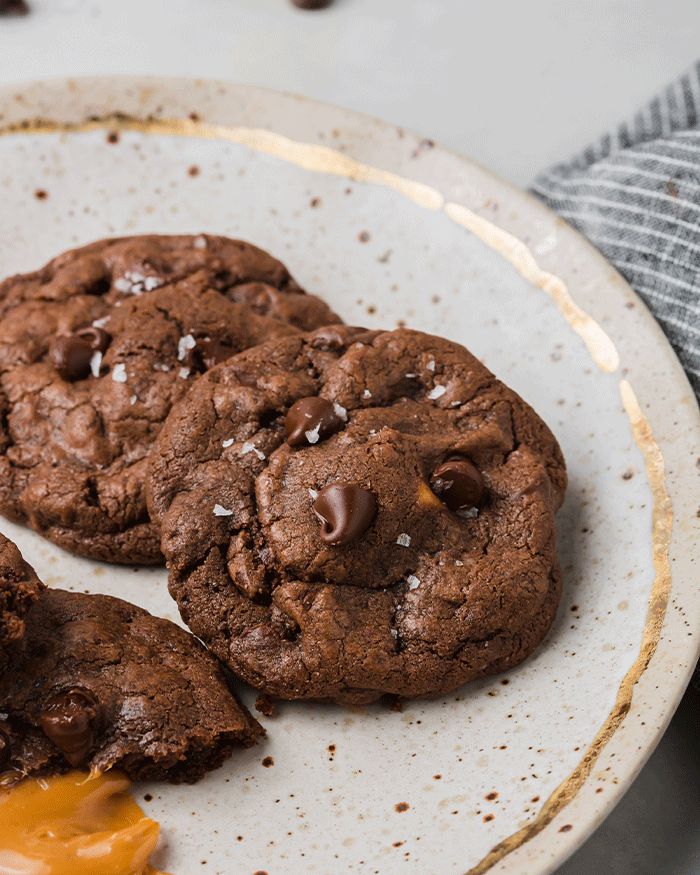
[148,327,567,704]
[0,235,341,564]
[0,585,263,783]
[0,533,43,670]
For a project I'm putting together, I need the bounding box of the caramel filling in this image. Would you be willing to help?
[0,771,165,875]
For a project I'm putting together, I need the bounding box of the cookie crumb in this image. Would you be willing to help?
[254,695,277,717]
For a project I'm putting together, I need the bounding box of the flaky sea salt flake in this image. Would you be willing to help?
[111,363,127,383]
[177,334,196,361]
[406,575,420,590]
[305,423,321,444]
[89,351,102,378]
[241,441,265,461]
[178,367,191,380]
[396,533,411,547]
[333,402,348,421]
[213,504,233,517]
[427,384,446,400]
[222,438,234,448]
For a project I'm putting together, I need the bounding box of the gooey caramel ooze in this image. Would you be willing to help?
[0,771,165,875]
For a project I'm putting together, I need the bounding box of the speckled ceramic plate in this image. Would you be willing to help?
[0,77,697,875]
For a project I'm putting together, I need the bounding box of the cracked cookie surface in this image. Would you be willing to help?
[0,583,263,783]
[149,327,566,703]
[0,533,43,672]
[0,235,340,564]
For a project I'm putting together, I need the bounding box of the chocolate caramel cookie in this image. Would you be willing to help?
[0,235,340,564]
[148,327,566,704]
[0,583,263,783]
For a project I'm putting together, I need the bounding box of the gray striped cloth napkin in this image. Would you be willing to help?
[532,63,700,690]
[532,62,700,396]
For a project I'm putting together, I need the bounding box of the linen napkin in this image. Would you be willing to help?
[532,62,700,689]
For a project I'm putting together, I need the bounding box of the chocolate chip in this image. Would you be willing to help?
[49,327,111,381]
[0,0,29,15]
[291,0,332,8]
[49,336,94,381]
[39,687,100,767]
[0,729,10,769]
[285,397,345,447]
[312,483,377,545]
[76,326,111,353]
[430,457,485,512]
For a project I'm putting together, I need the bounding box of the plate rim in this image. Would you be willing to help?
[0,74,698,874]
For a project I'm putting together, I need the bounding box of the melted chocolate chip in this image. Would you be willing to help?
[312,483,376,545]
[39,687,100,767]
[76,326,111,353]
[49,336,94,381]
[285,397,344,447]
[50,327,111,381]
[0,729,10,769]
[430,457,485,512]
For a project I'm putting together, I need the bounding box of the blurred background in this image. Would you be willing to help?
[1,2,698,872]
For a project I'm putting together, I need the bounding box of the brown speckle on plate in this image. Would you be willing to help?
[395,802,410,813]
[358,230,371,243]
[261,756,274,768]
[33,188,48,200]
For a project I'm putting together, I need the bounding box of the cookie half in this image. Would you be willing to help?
[0,583,263,783]
[149,327,567,704]
[0,235,341,564]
